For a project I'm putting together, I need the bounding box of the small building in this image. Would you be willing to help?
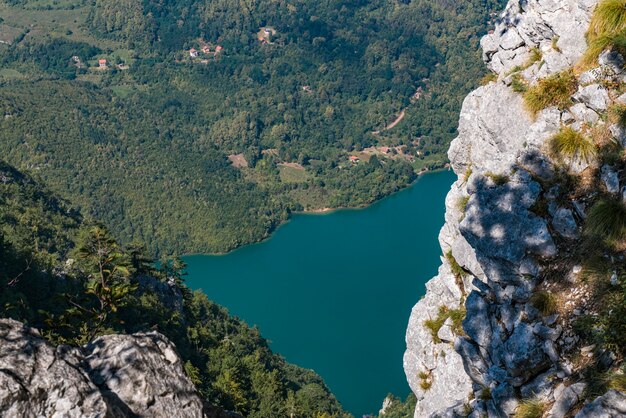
[215,45,223,54]
[302,85,312,93]
[201,45,211,54]
[349,155,360,163]
[98,59,107,69]
[189,48,199,58]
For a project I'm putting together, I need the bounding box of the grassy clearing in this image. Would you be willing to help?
[523,71,577,115]
[515,398,546,418]
[549,127,597,163]
[279,165,309,183]
[0,3,122,50]
[0,68,24,79]
[110,85,135,98]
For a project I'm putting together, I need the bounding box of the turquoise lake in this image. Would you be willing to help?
[184,169,455,417]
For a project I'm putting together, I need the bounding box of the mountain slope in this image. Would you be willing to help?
[0,160,349,418]
[0,0,502,255]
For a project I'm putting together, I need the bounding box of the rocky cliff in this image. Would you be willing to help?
[0,318,236,418]
[404,0,626,417]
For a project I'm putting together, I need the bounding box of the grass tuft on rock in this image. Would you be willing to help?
[515,398,546,418]
[582,0,626,66]
[588,0,626,40]
[485,172,510,186]
[446,251,469,279]
[610,103,626,127]
[423,305,466,343]
[418,371,433,391]
[511,73,529,93]
[481,72,498,85]
[523,71,577,115]
[530,291,558,316]
[582,32,626,66]
[456,196,471,215]
[585,198,626,244]
[549,127,597,163]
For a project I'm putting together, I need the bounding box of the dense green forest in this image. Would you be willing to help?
[0,159,352,417]
[0,0,502,254]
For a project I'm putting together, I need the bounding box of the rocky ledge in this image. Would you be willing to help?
[0,318,235,418]
[404,0,626,417]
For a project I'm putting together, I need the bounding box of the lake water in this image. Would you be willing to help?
[184,169,455,417]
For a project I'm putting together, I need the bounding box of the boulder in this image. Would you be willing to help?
[0,319,107,418]
[569,103,599,124]
[85,332,206,417]
[501,323,550,381]
[601,165,620,194]
[551,207,578,239]
[0,318,224,418]
[573,84,610,112]
[575,390,626,417]
[549,383,586,418]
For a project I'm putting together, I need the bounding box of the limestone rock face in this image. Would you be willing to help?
[85,332,206,417]
[404,0,625,416]
[0,318,228,418]
[0,319,107,418]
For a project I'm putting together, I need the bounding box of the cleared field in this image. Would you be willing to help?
[0,68,24,79]
[279,164,309,183]
[0,2,123,50]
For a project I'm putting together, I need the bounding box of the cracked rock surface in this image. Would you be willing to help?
[0,318,234,418]
[404,0,626,417]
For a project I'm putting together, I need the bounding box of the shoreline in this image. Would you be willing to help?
[183,166,450,257]
[298,166,448,215]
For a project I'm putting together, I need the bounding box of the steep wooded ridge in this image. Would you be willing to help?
[403,0,626,417]
[0,0,502,255]
[0,161,349,418]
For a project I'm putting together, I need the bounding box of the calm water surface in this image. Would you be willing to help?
[184,170,455,417]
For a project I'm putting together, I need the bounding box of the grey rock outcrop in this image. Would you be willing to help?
[85,333,206,417]
[404,0,625,417]
[575,390,626,417]
[0,319,107,418]
[0,318,229,418]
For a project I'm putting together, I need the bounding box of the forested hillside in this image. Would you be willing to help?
[0,159,350,417]
[0,0,503,254]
